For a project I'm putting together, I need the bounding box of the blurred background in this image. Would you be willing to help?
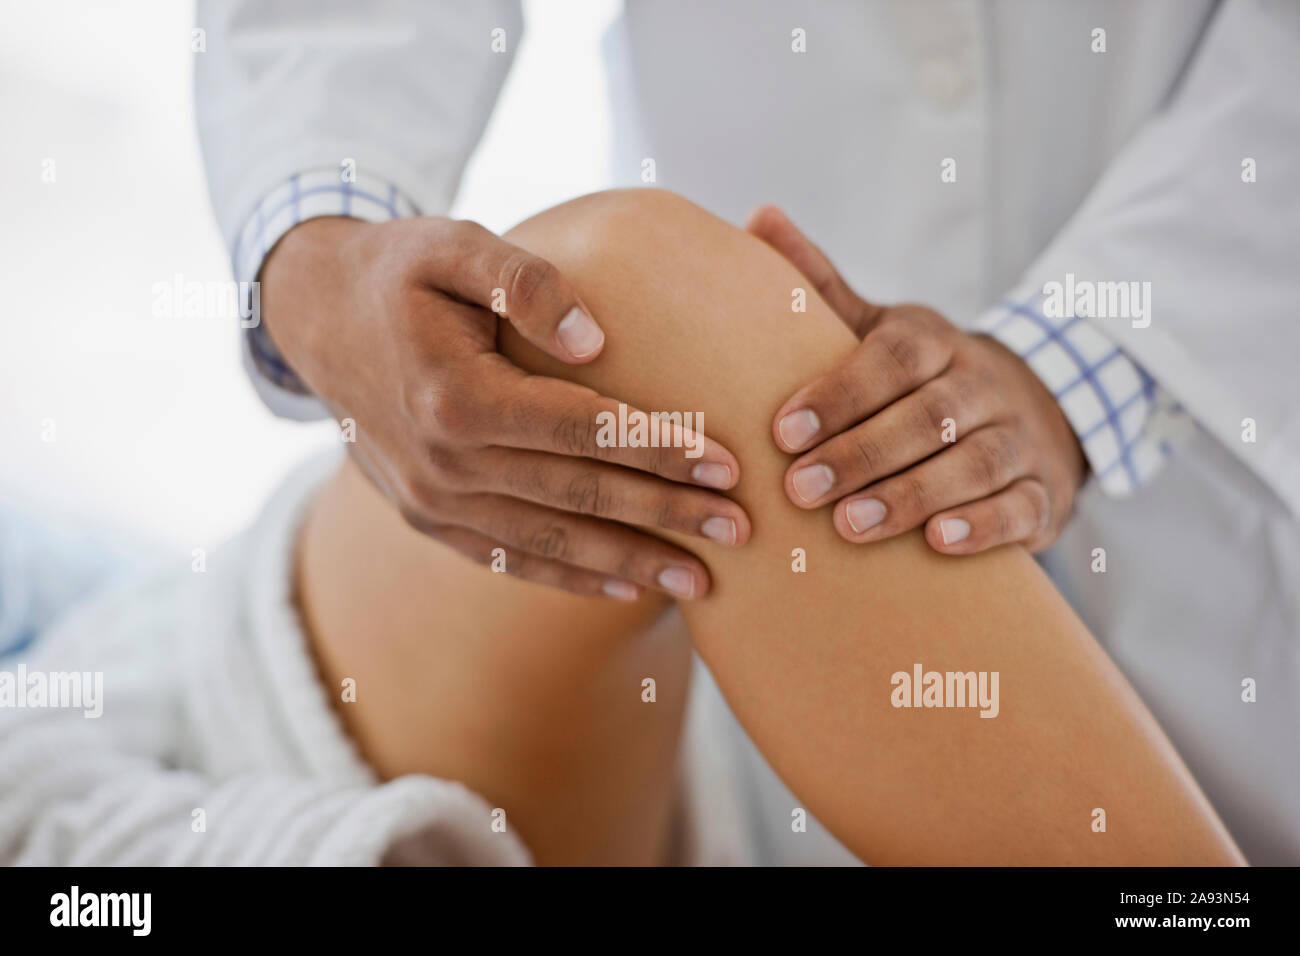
[0,0,619,552]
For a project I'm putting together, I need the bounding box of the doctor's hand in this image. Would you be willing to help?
[259,215,749,600]
[747,206,1086,555]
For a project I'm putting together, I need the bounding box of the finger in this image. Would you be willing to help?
[831,426,1025,543]
[485,362,741,490]
[772,316,954,453]
[923,478,1053,555]
[413,522,645,601]
[744,204,884,336]
[452,493,712,600]
[427,220,606,364]
[473,447,750,547]
[782,373,995,507]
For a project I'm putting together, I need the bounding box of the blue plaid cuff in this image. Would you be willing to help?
[974,290,1186,497]
[232,169,422,396]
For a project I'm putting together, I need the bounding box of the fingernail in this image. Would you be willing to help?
[701,516,737,546]
[557,307,604,358]
[602,579,639,601]
[791,463,834,502]
[777,408,820,450]
[940,517,971,545]
[846,497,887,533]
[691,461,732,489]
[658,566,696,598]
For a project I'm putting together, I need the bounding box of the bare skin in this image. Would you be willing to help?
[747,205,1088,555]
[298,189,1243,866]
[260,197,1085,604]
[262,214,749,603]
[298,463,690,866]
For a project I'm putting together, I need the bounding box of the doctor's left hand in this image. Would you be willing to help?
[747,205,1087,555]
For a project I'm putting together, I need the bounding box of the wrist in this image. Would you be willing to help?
[975,332,1088,490]
[259,216,375,381]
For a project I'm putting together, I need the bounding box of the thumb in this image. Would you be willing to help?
[745,205,883,337]
[436,221,606,364]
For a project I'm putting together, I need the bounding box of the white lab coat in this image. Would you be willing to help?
[195,0,1300,862]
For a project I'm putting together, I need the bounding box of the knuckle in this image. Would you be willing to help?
[994,429,1022,477]
[908,303,951,336]
[967,445,1002,492]
[894,474,930,518]
[564,471,609,516]
[969,432,1018,490]
[945,371,980,413]
[400,380,435,427]
[849,433,886,479]
[653,493,682,532]
[974,358,999,391]
[413,220,479,280]
[615,548,653,583]
[916,385,953,434]
[892,302,929,323]
[528,523,570,561]
[880,331,922,384]
[830,372,864,413]
[427,452,472,492]
[421,387,476,441]
[553,410,598,456]
[499,252,556,313]
[447,219,486,258]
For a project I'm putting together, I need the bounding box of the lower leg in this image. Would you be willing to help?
[297,460,686,865]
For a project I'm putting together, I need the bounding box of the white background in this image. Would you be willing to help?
[0,0,619,550]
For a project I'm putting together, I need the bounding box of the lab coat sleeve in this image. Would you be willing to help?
[979,0,1300,515]
[193,0,523,419]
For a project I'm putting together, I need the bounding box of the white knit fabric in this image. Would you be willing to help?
[0,452,856,866]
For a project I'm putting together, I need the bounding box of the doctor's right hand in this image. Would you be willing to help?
[259,215,749,601]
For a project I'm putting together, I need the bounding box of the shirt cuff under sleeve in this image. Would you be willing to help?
[973,288,1188,497]
[232,169,422,420]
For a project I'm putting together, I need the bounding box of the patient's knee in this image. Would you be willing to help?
[498,186,847,399]
[505,188,715,283]
[498,188,729,367]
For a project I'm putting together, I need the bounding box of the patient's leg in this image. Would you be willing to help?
[298,458,688,866]
[494,189,1242,865]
